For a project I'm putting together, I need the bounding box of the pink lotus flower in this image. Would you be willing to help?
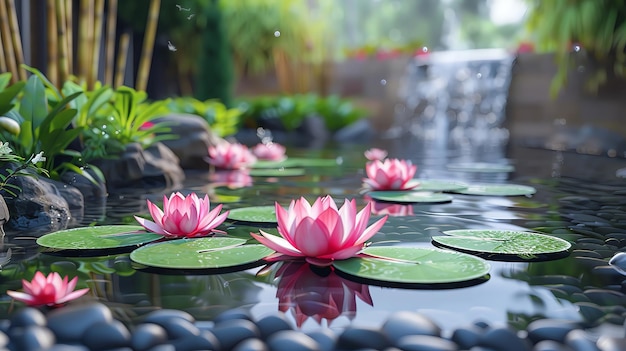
[275,262,373,327]
[252,142,287,161]
[134,192,228,238]
[206,142,257,170]
[363,158,418,191]
[7,272,89,307]
[364,148,388,161]
[251,196,387,266]
[209,169,253,189]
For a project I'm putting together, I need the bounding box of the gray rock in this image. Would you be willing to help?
[9,308,46,329]
[255,313,293,339]
[131,323,169,351]
[233,337,268,351]
[8,325,56,350]
[597,336,626,351]
[450,327,482,349]
[526,319,581,343]
[382,311,442,341]
[338,326,391,350]
[266,330,320,351]
[306,329,337,351]
[532,340,569,351]
[47,302,113,343]
[478,327,531,351]
[213,308,254,324]
[142,309,195,326]
[395,335,459,351]
[156,113,223,169]
[82,320,131,350]
[564,329,600,351]
[170,332,221,351]
[152,317,200,340]
[93,142,184,190]
[210,318,260,351]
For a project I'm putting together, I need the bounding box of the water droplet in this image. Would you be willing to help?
[380,79,387,85]
[274,31,281,37]
[572,44,581,52]
[223,281,230,287]
[421,46,429,53]
[476,73,482,79]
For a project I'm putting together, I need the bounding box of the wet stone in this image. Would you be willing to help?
[532,340,570,351]
[574,302,605,324]
[564,329,600,351]
[395,334,458,351]
[82,320,131,351]
[575,242,608,251]
[170,332,221,351]
[151,316,200,340]
[306,329,337,351]
[8,325,56,351]
[266,330,320,351]
[382,311,442,340]
[233,337,268,351]
[213,308,254,324]
[478,327,531,351]
[591,266,626,283]
[47,344,90,351]
[548,284,583,295]
[526,319,581,343]
[450,326,482,349]
[597,336,626,351]
[130,323,168,351]
[583,289,626,306]
[572,250,603,259]
[141,309,195,326]
[529,275,582,286]
[605,238,622,248]
[571,293,592,303]
[9,308,46,329]
[338,326,391,350]
[46,302,113,343]
[255,313,293,339]
[574,257,609,269]
[210,318,260,351]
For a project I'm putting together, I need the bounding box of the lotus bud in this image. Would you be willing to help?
[0,117,20,136]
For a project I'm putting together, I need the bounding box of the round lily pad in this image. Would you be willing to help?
[130,237,274,269]
[451,184,536,196]
[36,225,162,250]
[250,168,305,177]
[415,179,468,192]
[254,157,338,169]
[227,206,278,223]
[433,229,572,256]
[368,191,453,204]
[447,162,515,173]
[332,246,490,284]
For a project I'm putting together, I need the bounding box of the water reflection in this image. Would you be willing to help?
[208,170,253,189]
[271,262,372,328]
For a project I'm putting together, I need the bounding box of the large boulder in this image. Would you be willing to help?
[156,114,223,169]
[93,142,185,191]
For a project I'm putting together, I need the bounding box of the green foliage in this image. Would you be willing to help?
[238,94,367,132]
[526,0,626,96]
[168,97,241,137]
[0,73,25,116]
[81,86,173,161]
[0,143,49,197]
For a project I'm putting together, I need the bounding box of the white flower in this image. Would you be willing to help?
[0,142,13,156]
[31,152,46,164]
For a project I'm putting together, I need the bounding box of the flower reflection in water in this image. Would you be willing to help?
[209,169,253,189]
[370,200,414,217]
[273,261,373,327]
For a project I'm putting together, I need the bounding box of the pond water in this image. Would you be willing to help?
[1,134,625,337]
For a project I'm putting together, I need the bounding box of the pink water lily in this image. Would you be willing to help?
[134,192,229,238]
[7,272,89,307]
[251,195,388,266]
[252,142,287,161]
[210,169,253,189]
[363,158,418,191]
[206,142,257,170]
[364,148,388,161]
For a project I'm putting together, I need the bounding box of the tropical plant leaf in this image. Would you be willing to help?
[36,225,162,250]
[129,237,274,269]
[433,229,572,256]
[332,246,490,284]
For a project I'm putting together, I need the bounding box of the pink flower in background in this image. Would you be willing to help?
[134,192,228,238]
[251,196,387,266]
[363,158,418,191]
[206,142,257,170]
[209,169,253,189]
[252,142,287,161]
[7,272,89,307]
[275,262,373,327]
[364,148,388,161]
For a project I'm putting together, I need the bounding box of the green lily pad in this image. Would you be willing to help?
[249,168,306,177]
[36,225,162,250]
[368,191,453,204]
[451,184,536,196]
[130,237,274,269]
[254,157,338,169]
[333,246,490,284]
[415,179,469,192]
[227,206,278,223]
[433,229,572,256]
[447,162,515,173]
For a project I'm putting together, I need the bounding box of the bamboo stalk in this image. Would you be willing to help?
[135,0,161,92]
[90,0,104,87]
[0,1,18,82]
[104,0,118,86]
[55,0,69,84]
[0,27,6,73]
[46,0,58,86]
[78,0,94,85]
[65,0,73,75]
[114,32,130,88]
[7,0,25,81]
